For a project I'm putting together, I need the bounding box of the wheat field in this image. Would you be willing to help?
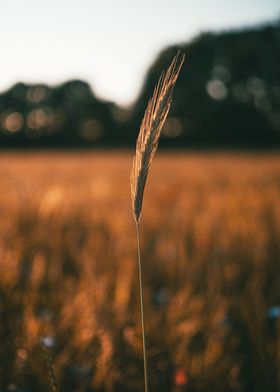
[0,151,280,392]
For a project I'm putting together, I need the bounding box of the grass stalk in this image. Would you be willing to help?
[130,51,185,391]
[41,343,59,392]
[135,221,149,392]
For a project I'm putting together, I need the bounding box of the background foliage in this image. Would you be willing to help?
[0,22,279,148]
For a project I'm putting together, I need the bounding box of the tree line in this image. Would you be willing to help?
[0,21,279,148]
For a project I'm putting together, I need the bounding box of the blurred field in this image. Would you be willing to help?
[0,151,280,392]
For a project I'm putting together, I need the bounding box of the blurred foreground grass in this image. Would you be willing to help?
[0,151,280,392]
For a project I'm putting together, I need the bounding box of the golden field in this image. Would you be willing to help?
[0,151,280,392]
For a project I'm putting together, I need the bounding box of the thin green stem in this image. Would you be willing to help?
[136,221,149,392]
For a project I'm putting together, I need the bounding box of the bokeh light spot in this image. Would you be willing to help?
[42,336,55,348]
[212,65,231,83]
[163,117,184,138]
[206,80,228,100]
[27,107,55,132]
[27,109,47,129]
[247,77,266,98]
[174,368,188,386]
[26,85,49,103]
[81,119,104,141]
[2,112,24,133]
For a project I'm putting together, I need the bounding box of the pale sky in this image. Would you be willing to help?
[0,0,279,105]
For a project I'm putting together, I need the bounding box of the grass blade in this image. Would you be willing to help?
[130,50,185,392]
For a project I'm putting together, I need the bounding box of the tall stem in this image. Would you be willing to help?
[136,221,149,392]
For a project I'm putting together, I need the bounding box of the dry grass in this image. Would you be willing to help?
[131,51,184,392]
[0,151,280,391]
[131,51,184,223]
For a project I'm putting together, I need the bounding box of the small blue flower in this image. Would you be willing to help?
[41,336,55,348]
[153,289,170,308]
[267,306,280,319]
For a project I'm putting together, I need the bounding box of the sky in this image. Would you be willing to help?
[0,0,279,106]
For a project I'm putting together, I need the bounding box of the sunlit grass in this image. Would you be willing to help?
[0,151,279,391]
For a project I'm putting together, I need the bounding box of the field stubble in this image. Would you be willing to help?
[0,151,280,392]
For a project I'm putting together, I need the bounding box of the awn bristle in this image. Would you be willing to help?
[130,50,185,222]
